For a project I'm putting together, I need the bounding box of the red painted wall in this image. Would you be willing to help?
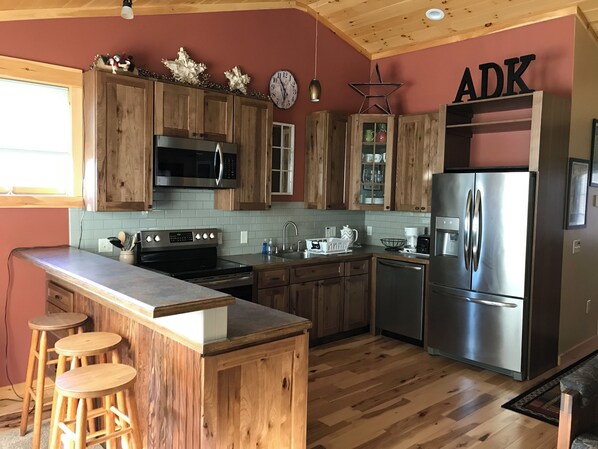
[0,210,68,387]
[374,16,575,166]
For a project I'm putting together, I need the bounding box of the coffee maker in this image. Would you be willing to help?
[416,228,431,254]
[404,227,419,253]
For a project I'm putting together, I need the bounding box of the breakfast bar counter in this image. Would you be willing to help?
[18,246,310,449]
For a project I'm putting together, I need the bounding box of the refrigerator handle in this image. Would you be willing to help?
[472,189,481,271]
[464,189,472,271]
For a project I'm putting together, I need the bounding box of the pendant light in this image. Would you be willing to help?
[121,0,134,20]
[309,13,321,102]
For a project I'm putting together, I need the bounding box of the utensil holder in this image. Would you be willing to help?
[119,250,135,265]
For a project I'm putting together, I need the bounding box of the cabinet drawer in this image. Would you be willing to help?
[258,268,289,288]
[290,262,344,283]
[345,259,369,276]
[257,286,289,313]
[47,282,74,312]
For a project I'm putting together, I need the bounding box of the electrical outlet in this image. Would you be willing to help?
[573,239,581,254]
[240,230,248,244]
[587,299,592,314]
[98,238,112,253]
[367,226,373,236]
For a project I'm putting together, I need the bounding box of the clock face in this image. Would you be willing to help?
[269,70,298,109]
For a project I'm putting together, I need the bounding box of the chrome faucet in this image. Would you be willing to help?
[282,221,298,251]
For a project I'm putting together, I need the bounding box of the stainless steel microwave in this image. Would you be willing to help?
[154,135,238,189]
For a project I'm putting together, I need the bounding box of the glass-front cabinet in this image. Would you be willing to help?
[347,114,396,210]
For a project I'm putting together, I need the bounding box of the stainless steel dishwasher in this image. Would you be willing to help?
[376,258,425,343]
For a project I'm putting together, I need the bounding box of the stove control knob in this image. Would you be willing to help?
[195,233,201,240]
[202,233,209,240]
[145,235,152,243]
[154,235,161,242]
[209,232,215,239]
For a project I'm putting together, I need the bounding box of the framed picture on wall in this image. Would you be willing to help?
[591,119,598,187]
[565,158,590,229]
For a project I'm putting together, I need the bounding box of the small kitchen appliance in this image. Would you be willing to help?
[135,228,253,301]
[403,227,419,252]
[416,231,430,255]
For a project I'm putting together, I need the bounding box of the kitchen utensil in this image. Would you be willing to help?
[374,154,383,163]
[362,153,374,163]
[119,250,135,264]
[364,129,375,142]
[108,237,124,249]
[380,238,407,251]
[118,231,126,247]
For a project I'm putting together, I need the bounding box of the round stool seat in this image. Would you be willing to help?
[55,332,122,357]
[56,364,137,399]
[28,312,88,331]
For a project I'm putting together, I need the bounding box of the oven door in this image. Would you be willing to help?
[187,272,254,302]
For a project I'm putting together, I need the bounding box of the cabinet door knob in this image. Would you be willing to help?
[385,206,390,210]
[421,206,426,210]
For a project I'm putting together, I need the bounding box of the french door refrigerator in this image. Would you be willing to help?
[428,171,535,380]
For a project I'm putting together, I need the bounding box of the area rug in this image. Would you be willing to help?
[0,422,102,449]
[502,350,598,426]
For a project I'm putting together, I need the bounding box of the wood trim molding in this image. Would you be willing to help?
[558,334,598,367]
[0,195,83,208]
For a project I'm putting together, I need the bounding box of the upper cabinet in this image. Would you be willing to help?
[154,81,233,142]
[304,111,348,210]
[214,96,273,210]
[83,70,153,212]
[438,91,569,172]
[346,114,395,211]
[395,112,440,212]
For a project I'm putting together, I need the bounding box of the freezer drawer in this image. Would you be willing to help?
[427,284,525,375]
[376,259,424,341]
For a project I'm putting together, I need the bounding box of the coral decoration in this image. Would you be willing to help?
[162,47,207,85]
[224,66,251,94]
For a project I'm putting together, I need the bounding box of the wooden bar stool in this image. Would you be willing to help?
[49,332,123,440]
[19,312,88,449]
[49,364,143,449]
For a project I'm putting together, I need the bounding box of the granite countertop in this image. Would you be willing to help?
[223,245,429,269]
[18,246,234,318]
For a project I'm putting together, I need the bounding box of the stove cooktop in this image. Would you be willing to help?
[139,257,252,280]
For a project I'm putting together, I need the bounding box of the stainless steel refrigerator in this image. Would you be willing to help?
[428,171,535,380]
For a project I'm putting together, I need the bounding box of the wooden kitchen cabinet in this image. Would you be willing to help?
[343,274,370,331]
[256,286,289,313]
[346,114,396,211]
[290,282,319,343]
[83,70,153,211]
[304,111,348,210]
[316,278,344,338]
[154,81,233,142]
[395,112,440,212]
[215,96,273,210]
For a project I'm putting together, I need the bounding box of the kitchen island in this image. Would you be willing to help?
[18,246,310,449]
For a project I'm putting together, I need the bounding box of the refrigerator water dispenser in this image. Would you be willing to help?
[435,217,459,257]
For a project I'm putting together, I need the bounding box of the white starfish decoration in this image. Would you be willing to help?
[224,66,251,94]
[162,47,206,85]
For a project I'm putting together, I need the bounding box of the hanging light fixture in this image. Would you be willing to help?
[309,13,321,102]
[121,0,134,20]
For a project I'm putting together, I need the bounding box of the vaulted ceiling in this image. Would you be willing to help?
[1,0,597,59]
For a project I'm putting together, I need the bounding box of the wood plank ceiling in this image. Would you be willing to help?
[1,0,597,59]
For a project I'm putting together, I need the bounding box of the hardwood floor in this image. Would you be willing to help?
[1,334,558,448]
[307,334,557,449]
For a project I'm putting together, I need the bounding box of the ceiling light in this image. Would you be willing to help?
[425,8,444,21]
[309,13,321,102]
[121,0,134,20]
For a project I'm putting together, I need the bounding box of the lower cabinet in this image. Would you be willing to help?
[260,258,370,344]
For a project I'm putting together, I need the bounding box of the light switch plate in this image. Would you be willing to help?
[325,226,336,238]
[573,239,581,254]
[98,238,112,253]
[240,231,248,244]
[367,226,373,236]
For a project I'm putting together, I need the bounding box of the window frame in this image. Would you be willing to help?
[271,121,295,196]
[0,55,83,208]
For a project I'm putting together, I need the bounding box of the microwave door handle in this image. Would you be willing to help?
[215,143,224,186]
[464,189,472,271]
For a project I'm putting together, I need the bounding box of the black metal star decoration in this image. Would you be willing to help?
[349,64,403,114]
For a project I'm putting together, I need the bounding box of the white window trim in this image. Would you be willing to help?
[272,121,295,196]
[0,55,83,208]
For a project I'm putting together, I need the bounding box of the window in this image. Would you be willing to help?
[271,122,294,195]
[0,55,83,207]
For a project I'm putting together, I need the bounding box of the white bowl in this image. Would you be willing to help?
[362,153,374,163]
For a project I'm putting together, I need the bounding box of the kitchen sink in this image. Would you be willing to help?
[275,251,319,260]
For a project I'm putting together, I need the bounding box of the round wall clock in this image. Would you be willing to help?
[269,70,298,109]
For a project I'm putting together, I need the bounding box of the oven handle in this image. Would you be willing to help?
[189,272,254,289]
[215,143,224,186]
